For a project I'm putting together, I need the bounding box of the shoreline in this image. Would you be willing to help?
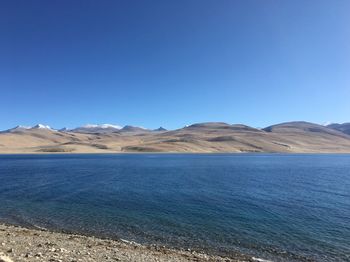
[0,223,256,262]
[1,151,350,155]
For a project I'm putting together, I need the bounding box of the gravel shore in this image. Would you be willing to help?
[0,224,253,262]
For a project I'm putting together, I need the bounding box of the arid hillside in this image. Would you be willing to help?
[1,121,350,153]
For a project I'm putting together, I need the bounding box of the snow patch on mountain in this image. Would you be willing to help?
[32,124,52,130]
[15,125,32,130]
[83,124,121,129]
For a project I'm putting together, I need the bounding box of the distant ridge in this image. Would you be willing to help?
[71,124,121,134]
[1,121,350,153]
[263,121,349,137]
[120,125,149,133]
[1,124,53,133]
[327,123,350,135]
[31,124,52,130]
[185,122,261,132]
[1,125,31,133]
[154,127,167,131]
[186,122,232,129]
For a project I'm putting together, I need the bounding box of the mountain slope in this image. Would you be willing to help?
[0,125,31,133]
[71,124,121,134]
[1,121,350,153]
[327,123,350,135]
[119,125,149,133]
[263,121,347,136]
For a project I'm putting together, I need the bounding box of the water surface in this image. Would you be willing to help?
[0,154,349,261]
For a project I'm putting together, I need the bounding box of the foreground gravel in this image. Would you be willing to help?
[0,224,253,262]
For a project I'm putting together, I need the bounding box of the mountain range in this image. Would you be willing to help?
[0,121,350,153]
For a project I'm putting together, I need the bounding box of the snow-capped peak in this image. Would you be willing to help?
[83,124,121,129]
[323,121,333,126]
[1,125,32,133]
[15,125,31,130]
[32,124,52,130]
[100,124,122,129]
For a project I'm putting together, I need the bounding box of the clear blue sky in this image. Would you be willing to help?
[1,0,349,130]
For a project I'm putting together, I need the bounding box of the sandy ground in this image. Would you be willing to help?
[0,224,254,262]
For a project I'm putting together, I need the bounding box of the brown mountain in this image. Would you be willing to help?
[327,123,350,135]
[1,121,350,153]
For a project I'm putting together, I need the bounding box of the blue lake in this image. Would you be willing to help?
[0,154,349,261]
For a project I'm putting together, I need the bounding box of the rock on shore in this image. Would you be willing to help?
[0,224,252,261]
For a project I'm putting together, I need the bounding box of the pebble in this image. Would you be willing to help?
[0,223,248,262]
[0,255,13,262]
[35,252,43,257]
